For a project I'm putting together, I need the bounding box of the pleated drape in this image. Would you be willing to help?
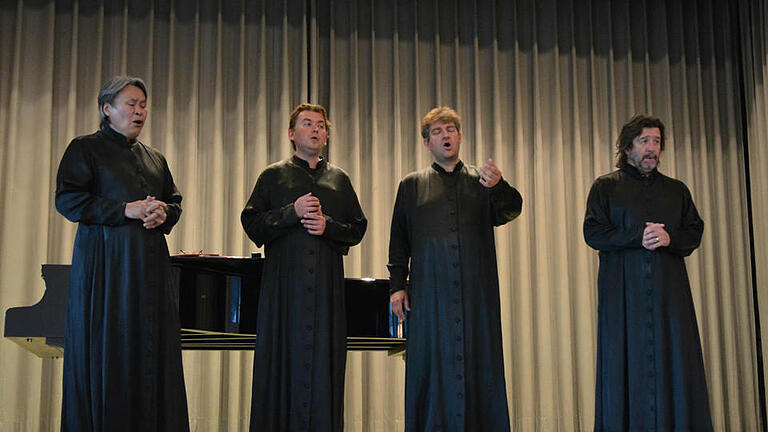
[0,0,766,430]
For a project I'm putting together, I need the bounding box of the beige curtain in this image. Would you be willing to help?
[0,0,763,430]
[316,0,760,430]
[739,0,768,426]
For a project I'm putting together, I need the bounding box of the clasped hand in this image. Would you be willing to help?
[642,222,670,250]
[294,192,326,236]
[125,195,168,230]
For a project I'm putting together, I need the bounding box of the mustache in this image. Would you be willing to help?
[642,153,658,160]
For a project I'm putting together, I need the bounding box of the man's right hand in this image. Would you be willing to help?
[294,192,321,217]
[390,290,410,321]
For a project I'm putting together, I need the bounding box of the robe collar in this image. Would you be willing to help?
[431,160,464,175]
[292,154,326,172]
[621,163,658,182]
[99,126,137,148]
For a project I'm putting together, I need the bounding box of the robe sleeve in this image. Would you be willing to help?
[489,178,523,226]
[55,140,127,225]
[387,181,411,294]
[665,184,704,257]
[583,178,644,252]
[155,154,183,235]
[322,175,367,255]
[241,171,301,247]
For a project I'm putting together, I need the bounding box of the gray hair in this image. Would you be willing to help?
[98,76,148,129]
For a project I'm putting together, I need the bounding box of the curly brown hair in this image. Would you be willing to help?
[420,106,462,139]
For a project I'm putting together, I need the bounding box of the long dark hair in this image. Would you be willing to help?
[615,114,665,168]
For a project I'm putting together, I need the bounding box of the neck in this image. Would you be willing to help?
[434,158,459,172]
[627,161,653,177]
[295,150,322,169]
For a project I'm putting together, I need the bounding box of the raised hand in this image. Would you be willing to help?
[478,158,502,188]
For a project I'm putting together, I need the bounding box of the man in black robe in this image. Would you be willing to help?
[388,106,522,431]
[583,115,713,431]
[56,76,189,431]
[241,103,367,431]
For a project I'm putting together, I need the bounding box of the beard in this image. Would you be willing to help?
[634,153,658,173]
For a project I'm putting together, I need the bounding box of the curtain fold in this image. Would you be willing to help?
[0,0,764,430]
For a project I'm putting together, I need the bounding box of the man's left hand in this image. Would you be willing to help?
[302,211,326,236]
[479,158,501,188]
[142,196,168,229]
[643,222,670,250]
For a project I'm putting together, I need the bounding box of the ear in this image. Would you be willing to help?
[102,103,113,118]
[288,128,295,141]
[423,138,430,149]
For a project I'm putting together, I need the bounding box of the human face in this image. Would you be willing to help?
[626,127,661,174]
[289,110,328,159]
[103,85,147,140]
[423,120,462,168]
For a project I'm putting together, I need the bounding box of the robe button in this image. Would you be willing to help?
[456,355,463,361]
[455,336,461,341]
[451,227,457,232]
[306,324,313,331]
[456,374,463,380]
[454,299,459,305]
[452,262,458,268]
[308,268,314,274]
[307,286,313,292]
[451,244,458,249]
[304,344,312,350]
[457,393,463,399]
[304,363,311,370]
[308,250,315,255]
[453,281,459,287]
[304,383,310,389]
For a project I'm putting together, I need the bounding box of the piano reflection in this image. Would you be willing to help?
[4,255,406,358]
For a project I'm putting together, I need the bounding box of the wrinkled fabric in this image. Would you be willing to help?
[388,161,522,432]
[584,165,713,432]
[55,127,188,432]
[241,155,367,432]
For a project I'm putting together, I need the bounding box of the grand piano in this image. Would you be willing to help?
[4,255,406,358]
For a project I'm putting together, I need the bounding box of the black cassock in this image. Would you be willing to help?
[55,127,189,431]
[388,161,522,432]
[583,165,713,431]
[241,155,367,432]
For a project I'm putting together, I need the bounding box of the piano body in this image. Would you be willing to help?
[4,255,405,358]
